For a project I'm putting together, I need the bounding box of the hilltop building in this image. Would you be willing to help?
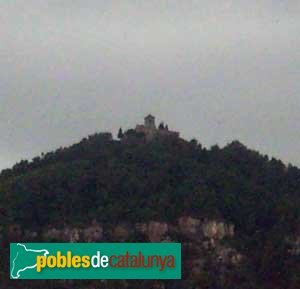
[134,115,179,141]
[144,114,156,129]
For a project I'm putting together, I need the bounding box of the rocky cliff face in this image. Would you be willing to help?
[42,220,103,243]
[8,216,243,278]
[134,217,235,244]
[7,216,297,289]
[15,216,235,245]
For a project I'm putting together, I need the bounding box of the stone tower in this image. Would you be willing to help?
[144,114,156,129]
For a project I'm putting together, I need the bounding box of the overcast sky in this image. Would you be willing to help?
[0,1,300,170]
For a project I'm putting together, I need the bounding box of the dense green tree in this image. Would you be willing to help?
[118,127,124,139]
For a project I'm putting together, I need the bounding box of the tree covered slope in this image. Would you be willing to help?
[0,132,299,288]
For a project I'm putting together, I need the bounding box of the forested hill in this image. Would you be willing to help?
[0,131,299,288]
[1,132,299,231]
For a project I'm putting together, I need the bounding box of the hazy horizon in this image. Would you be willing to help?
[1,1,300,170]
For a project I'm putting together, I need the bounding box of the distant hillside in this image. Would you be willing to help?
[1,131,299,289]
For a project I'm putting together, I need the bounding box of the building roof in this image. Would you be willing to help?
[145,114,155,120]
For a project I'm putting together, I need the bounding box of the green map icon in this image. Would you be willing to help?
[10,243,49,279]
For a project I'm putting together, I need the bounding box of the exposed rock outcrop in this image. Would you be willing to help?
[178,216,201,236]
[136,221,168,242]
[83,221,103,242]
[9,215,242,285]
[43,221,103,242]
[202,220,234,240]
